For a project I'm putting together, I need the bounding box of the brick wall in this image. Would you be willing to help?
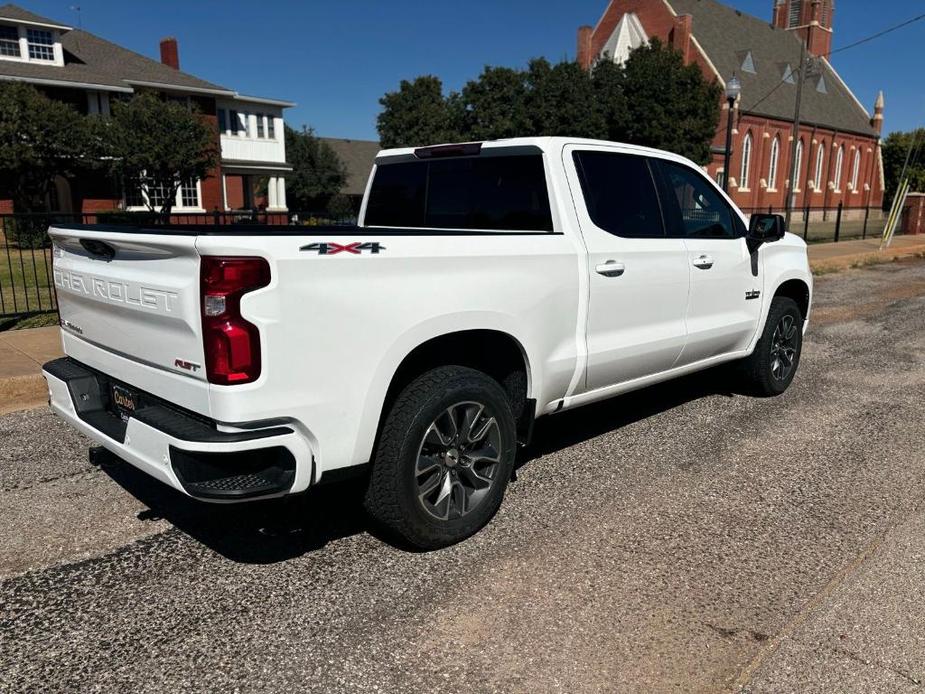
[904,194,925,235]
[225,175,245,210]
[708,115,884,211]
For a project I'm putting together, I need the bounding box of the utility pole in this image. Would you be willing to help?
[784,39,807,231]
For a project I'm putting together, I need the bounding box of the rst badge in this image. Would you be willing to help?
[300,242,385,255]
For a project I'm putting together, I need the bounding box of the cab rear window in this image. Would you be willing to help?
[365,154,553,231]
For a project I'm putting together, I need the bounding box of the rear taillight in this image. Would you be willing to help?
[200,256,270,385]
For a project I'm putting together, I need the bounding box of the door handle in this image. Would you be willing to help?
[692,254,714,270]
[595,260,625,277]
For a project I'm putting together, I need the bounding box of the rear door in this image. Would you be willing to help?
[49,227,207,380]
[565,145,690,391]
[651,159,762,365]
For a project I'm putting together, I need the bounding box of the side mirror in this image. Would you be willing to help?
[747,213,786,251]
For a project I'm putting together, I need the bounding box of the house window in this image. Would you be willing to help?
[833,145,844,191]
[126,178,200,209]
[793,139,804,191]
[180,180,199,208]
[27,29,54,61]
[0,25,20,57]
[813,141,825,191]
[850,149,861,191]
[267,116,275,139]
[217,109,227,133]
[229,109,240,135]
[257,114,265,138]
[238,111,249,136]
[146,180,171,209]
[740,132,752,190]
[123,177,144,208]
[768,136,781,190]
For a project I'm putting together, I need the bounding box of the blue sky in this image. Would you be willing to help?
[25,0,925,140]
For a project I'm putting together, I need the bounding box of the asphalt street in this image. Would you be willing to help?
[2,259,925,693]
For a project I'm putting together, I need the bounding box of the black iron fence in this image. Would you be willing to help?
[0,204,899,321]
[0,210,356,320]
[740,204,887,244]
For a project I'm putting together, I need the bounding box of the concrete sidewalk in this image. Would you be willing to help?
[0,236,923,414]
[0,326,62,415]
[809,235,925,272]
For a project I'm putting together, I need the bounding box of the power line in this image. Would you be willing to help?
[828,12,925,57]
[742,11,925,113]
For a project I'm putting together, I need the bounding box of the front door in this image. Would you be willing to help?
[652,159,762,365]
[565,146,690,392]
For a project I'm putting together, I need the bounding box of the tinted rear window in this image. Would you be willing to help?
[572,151,665,238]
[365,154,553,231]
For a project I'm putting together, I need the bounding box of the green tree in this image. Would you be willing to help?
[377,76,461,148]
[590,59,629,142]
[525,58,605,138]
[459,66,530,140]
[881,129,925,209]
[617,39,721,164]
[284,125,347,210]
[0,81,94,213]
[377,41,720,164]
[101,92,217,215]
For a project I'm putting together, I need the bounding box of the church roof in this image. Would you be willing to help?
[666,0,876,136]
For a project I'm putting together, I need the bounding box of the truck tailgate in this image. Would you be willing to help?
[49,226,207,388]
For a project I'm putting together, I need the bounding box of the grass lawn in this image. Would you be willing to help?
[0,244,56,318]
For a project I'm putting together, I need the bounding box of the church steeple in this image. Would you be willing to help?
[872,91,885,135]
[772,1,834,57]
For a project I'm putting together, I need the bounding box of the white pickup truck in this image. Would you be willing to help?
[43,137,811,548]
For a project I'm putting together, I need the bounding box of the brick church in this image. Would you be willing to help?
[577,0,885,215]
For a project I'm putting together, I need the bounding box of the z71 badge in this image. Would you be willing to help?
[300,242,385,255]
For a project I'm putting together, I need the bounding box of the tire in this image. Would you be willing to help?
[364,366,517,550]
[737,296,804,396]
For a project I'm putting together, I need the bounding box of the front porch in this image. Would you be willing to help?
[221,160,291,213]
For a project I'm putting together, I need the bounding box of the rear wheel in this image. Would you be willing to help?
[737,296,803,396]
[364,366,516,549]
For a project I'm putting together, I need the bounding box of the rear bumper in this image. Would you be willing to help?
[42,357,314,501]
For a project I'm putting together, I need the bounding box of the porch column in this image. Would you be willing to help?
[277,178,287,210]
[267,176,279,209]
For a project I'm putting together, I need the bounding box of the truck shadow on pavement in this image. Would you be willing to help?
[519,367,739,467]
[96,367,737,564]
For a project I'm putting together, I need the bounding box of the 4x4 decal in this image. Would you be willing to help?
[300,242,386,255]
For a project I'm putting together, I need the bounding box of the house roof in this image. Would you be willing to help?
[0,3,70,30]
[666,0,876,137]
[0,4,233,94]
[320,137,380,196]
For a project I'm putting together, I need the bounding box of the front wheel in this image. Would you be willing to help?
[364,366,516,550]
[737,296,804,396]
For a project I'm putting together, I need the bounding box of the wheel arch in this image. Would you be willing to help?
[773,278,811,320]
[380,329,534,433]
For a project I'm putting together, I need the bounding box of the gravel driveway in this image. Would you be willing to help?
[2,260,924,693]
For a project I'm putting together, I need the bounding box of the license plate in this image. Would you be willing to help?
[111,384,138,421]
